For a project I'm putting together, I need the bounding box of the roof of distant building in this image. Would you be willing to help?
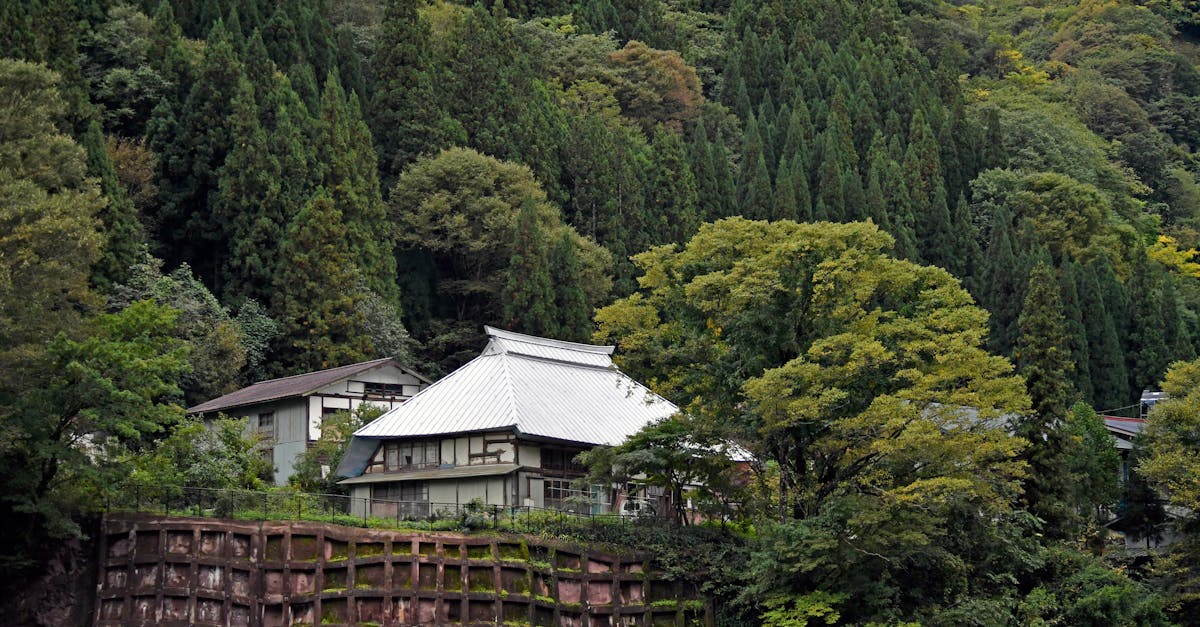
[188,358,430,414]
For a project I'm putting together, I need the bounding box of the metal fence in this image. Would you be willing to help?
[102,483,672,535]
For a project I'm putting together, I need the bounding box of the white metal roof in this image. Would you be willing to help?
[353,327,677,446]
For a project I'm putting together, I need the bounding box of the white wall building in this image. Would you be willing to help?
[189,358,430,484]
[335,327,679,518]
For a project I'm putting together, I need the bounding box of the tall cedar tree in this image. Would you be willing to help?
[502,197,557,336]
[271,189,372,375]
[550,230,592,343]
[370,0,451,183]
[148,20,241,289]
[648,125,699,243]
[1058,260,1094,403]
[984,208,1022,357]
[1016,259,1079,537]
[1126,254,1170,396]
[82,118,144,290]
[215,75,283,304]
[737,113,772,219]
[316,76,398,303]
[1074,262,1130,411]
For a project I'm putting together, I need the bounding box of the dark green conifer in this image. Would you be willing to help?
[1126,254,1169,396]
[272,189,372,375]
[1015,258,1081,538]
[649,125,699,243]
[984,207,1021,357]
[370,0,451,181]
[1076,261,1130,410]
[502,198,557,336]
[317,76,398,303]
[550,231,592,343]
[82,118,144,290]
[1058,260,1092,404]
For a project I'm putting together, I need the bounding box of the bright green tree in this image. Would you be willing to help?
[594,218,1030,621]
[1138,359,1200,618]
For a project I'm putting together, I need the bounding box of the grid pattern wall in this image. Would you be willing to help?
[94,514,707,627]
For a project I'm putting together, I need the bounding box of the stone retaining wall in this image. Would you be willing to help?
[94,513,707,626]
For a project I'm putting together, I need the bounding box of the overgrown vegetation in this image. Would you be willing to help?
[6,0,1200,623]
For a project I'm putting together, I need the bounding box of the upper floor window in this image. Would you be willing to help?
[541,448,586,474]
[364,382,406,397]
[383,440,440,471]
[257,412,275,439]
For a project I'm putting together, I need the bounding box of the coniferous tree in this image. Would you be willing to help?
[773,154,799,221]
[690,121,721,222]
[648,125,699,243]
[215,75,286,304]
[502,198,557,336]
[370,0,453,182]
[712,126,737,219]
[317,76,398,303]
[1058,260,1093,403]
[737,113,772,219]
[984,207,1021,357]
[1015,259,1079,537]
[1126,254,1169,396]
[1076,262,1130,411]
[550,230,591,343]
[790,150,813,222]
[82,118,144,290]
[272,189,372,375]
[149,20,242,288]
[1162,276,1195,362]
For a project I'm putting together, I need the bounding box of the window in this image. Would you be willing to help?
[364,382,406,397]
[541,448,586,474]
[543,479,581,511]
[383,441,440,471]
[371,482,429,519]
[257,412,275,439]
[372,482,428,502]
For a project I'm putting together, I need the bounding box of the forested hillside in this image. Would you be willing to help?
[7,0,1200,623]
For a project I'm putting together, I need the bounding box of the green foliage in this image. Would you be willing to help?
[502,197,557,336]
[290,404,385,495]
[271,189,372,375]
[0,300,190,565]
[109,255,246,406]
[1139,358,1200,617]
[595,218,1033,622]
[579,415,742,526]
[391,147,610,368]
[129,416,272,491]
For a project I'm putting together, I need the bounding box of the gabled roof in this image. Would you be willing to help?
[351,327,678,447]
[188,358,430,414]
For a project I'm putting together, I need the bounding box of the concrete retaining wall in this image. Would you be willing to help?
[94,513,707,626]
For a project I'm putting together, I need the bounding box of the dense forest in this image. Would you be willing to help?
[9,0,1200,623]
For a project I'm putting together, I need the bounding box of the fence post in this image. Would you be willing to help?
[492,505,498,530]
[135,484,140,511]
